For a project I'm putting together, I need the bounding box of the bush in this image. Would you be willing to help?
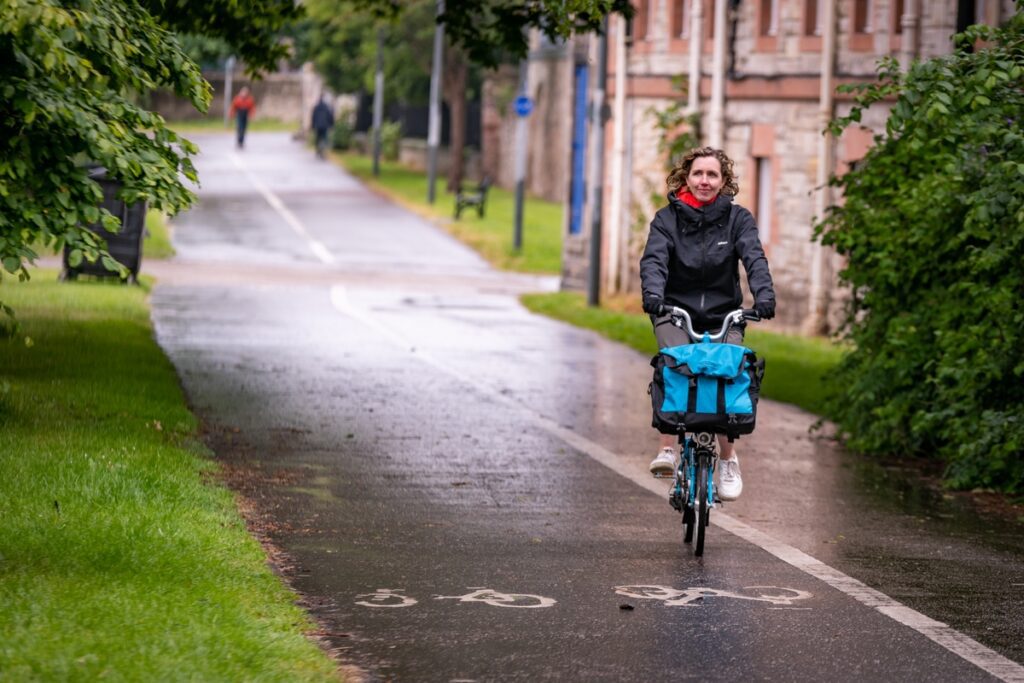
[815,10,1024,493]
[380,120,401,161]
[330,118,353,150]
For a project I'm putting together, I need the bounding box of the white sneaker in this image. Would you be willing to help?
[649,447,677,476]
[718,456,743,501]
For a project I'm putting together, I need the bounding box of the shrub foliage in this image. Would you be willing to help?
[816,8,1024,492]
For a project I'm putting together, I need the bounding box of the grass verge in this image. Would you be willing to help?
[335,152,563,274]
[167,117,298,134]
[144,209,174,260]
[0,273,338,681]
[521,291,845,416]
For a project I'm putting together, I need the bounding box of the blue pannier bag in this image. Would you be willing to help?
[649,338,766,438]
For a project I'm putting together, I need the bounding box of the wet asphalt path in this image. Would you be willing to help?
[150,133,1024,682]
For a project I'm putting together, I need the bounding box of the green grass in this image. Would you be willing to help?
[336,152,563,274]
[521,291,845,416]
[0,273,338,681]
[143,209,174,259]
[167,117,298,134]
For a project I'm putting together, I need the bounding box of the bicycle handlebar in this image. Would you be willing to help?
[664,306,760,342]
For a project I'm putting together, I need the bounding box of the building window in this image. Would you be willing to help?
[975,0,988,24]
[853,0,874,34]
[760,0,779,36]
[804,0,823,36]
[892,0,905,34]
[634,0,649,42]
[672,0,690,38]
[755,157,773,245]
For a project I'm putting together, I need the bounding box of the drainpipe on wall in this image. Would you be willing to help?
[708,0,727,148]
[606,14,628,295]
[804,0,837,336]
[687,0,703,117]
[899,0,921,70]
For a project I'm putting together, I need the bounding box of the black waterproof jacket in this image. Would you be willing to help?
[640,192,775,331]
[311,101,335,132]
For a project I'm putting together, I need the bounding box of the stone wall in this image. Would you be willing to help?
[151,65,324,128]
[481,40,576,203]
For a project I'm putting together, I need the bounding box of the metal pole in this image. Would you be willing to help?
[223,55,236,127]
[606,14,627,295]
[512,58,529,251]
[426,0,444,203]
[587,18,609,307]
[687,0,702,117]
[709,0,727,148]
[372,27,384,177]
[805,0,837,335]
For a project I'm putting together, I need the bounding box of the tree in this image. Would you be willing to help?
[297,0,435,104]
[814,7,1024,492]
[348,0,632,69]
[443,43,469,192]
[0,0,298,326]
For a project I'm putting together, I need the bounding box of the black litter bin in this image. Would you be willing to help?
[61,166,146,283]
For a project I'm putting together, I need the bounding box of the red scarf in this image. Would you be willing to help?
[677,189,715,208]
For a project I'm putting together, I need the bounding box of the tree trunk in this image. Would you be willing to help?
[443,45,468,193]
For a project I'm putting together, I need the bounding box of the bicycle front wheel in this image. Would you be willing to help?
[694,459,709,556]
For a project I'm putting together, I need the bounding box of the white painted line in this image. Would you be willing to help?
[329,285,1024,683]
[231,154,336,265]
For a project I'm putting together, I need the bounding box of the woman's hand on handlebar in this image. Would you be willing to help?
[642,295,664,316]
[753,299,775,320]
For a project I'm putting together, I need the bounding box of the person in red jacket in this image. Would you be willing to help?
[229,86,256,149]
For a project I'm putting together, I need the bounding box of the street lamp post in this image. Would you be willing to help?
[426,0,444,203]
[372,28,384,177]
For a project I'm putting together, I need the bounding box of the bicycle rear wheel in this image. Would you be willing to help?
[682,504,695,544]
[694,459,709,556]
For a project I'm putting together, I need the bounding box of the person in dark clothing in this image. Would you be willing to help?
[310,95,335,159]
[639,146,776,500]
[229,86,256,149]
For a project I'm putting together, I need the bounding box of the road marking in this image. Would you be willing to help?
[355,589,418,608]
[230,154,336,265]
[330,285,1024,683]
[615,585,812,607]
[435,588,556,609]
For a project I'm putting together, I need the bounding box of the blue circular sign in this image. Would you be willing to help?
[514,95,533,118]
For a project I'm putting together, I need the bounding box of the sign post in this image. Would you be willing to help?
[512,63,531,251]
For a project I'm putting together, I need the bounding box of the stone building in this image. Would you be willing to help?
[559,0,1016,335]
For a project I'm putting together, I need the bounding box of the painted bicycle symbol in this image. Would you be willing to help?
[614,585,812,607]
[435,588,557,609]
[355,588,419,608]
[355,587,556,609]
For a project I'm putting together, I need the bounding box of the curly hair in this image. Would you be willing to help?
[666,146,739,196]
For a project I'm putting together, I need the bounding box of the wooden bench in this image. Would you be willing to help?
[454,176,491,220]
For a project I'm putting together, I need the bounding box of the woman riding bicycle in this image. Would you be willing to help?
[639,146,776,500]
